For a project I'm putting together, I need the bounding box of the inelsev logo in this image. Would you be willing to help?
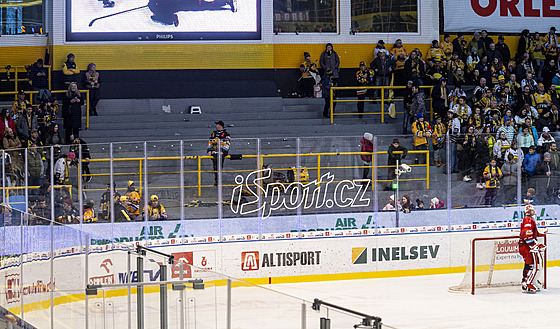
[353,245,440,263]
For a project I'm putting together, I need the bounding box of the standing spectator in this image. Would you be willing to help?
[321,70,335,118]
[44,123,64,166]
[62,82,84,142]
[62,53,80,84]
[54,153,73,185]
[431,115,446,167]
[531,32,547,82]
[542,59,557,89]
[490,58,506,84]
[537,127,556,153]
[483,158,503,205]
[472,77,488,108]
[485,43,502,64]
[535,152,554,201]
[516,54,534,80]
[496,35,511,64]
[468,32,484,58]
[459,125,477,182]
[11,90,30,122]
[523,145,541,177]
[3,128,23,180]
[447,52,465,83]
[360,133,373,182]
[30,58,51,103]
[452,96,471,131]
[441,34,453,61]
[403,81,414,134]
[386,138,408,190]
[519,124,536,154]
[299,52,319,98]
[517,29,531,59]
[355,61,374,118]
[500,153,518,204]
[532,83,552,114]
[431,78,449,120]
[391,39,408,90]
[535,109,553,133]
[0,109,16,147]
[493,131,511,165]
[466,48,480,77]
[16,105,38,146]
[452,33,468,62]
[474,134,492,188]
[99,183,120,221]
[521,117,539,144]
[426,40,444,67]
[370,50,394,100]
[319,43,340,83]
[411,113,431,164]
[27,143,43,187]
[207,120,231,186]
[425,60,446,85]
[521,73,538,94]
[409,84,426,122]
[549,143,560,171]
[469,107,484,133]
[70,136,92,183]
[373,40,389,58]
[405,50,425,86]
[544,27,559,61]
[475,55,492,83]
[479,30,494,54]
[496,116,516,143]
[84,63,101,116]
[447,110,461,173]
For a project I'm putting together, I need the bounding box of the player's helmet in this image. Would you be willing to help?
[525,204,535,214]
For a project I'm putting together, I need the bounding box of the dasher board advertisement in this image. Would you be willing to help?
[66,0,261,41]
[443,0,560,33]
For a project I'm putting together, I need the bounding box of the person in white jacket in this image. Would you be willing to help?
[54,153,75,184]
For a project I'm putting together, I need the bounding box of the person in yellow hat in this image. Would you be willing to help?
[143,195,167,221]
[493,75,507,95]
[83,199,98,223]
[115,195,131,221]
[125,180,140,219]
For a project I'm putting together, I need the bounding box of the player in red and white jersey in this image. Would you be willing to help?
[518,204,546,292]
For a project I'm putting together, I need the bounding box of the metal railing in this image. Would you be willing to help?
[0,89,91,128]
[0,64,52,92]
[330,85,434,124]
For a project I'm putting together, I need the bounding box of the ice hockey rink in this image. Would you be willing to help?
[25,267,560,329]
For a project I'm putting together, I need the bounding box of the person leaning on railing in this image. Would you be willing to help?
[355,61,374,119]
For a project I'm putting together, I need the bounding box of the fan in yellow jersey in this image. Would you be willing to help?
[143,195,168,221]
[83,199,98,223]
[11,90,30,122]
[532,83,552,114]
[125,180,141,218]
[441,34,453,61]
[426,40,445,67]
[543,27,559,60]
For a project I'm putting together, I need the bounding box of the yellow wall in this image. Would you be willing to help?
[0,46,46,66]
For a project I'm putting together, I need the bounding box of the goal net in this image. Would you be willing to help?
[449,235,547,294]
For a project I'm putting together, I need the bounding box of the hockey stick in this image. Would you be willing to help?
[89,5,149,27]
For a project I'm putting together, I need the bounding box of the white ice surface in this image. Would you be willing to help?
[71,0,257,33]
[25,267,560,329]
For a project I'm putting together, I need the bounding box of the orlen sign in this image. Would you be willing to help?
[471,0,560,17]
[443,0,560,33]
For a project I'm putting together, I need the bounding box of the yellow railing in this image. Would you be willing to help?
[0,65,52,92]
[78,150,429,197]
[329,85,434,124]
[0,89,91,129]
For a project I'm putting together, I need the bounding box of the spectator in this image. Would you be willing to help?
[11,90,30,122]
[27,143,43,187]
[143,195,168,221]
[452,67,466,86]
[58,199,78,224]
[360,133,373,182]
[411,113,431,164]
[468,32,484,58]
[472,77,488,108]
[431,78,449,119]
[447,84,466,109]
[537,127,556,154]
[523,145,540,177]
[469,107,484,133]
[516,54,534,80]
[466,47,480,77]
[550,83,560,109]
[447,52,465,81]
[452,33,468,62]
[524,187,539,205]
[536,109,553,134]
[505,139,524,165]
[405,50,425,86]
[452,96,471,130]
[517,29,531,59]
[493,131,511,165]
[536,152,555,198]
[382,195,396,211]
[519,124,535,154]
[83,199,98,223]
[355,61,374,118]
[54,186,72,217]
[479,30,494,53]
[62,82,84,142]
[490,58,506,84]
[0,109,16,147]
[542,59,557,89]
[30,58,51,103]
[54,153,73,184]
[475,55,492,83]
[459,125,477,182]
[2,127,23,179]
[391,39,408,89]
[483,158,503,205]
[409,83,426,123]
[99,183,120,220]
[403,81,414,134]
[496,116,516,143]
[506,73,521,99]
[401,195,413,213]
[426,60,447,85]
[416,199,425,210]
[549,143,560,171]
[531,32,546,82]
[430,197,442,209]
[374,39,389,58]
[521,72,538,94]
[370,50,394,100]
[431,114,446,167]
[299,52,319,98]
[518,86,536,112]
[27,129,42,149]
[544,27,559,61]
[500,153,518,204]
[441,34,453,61]
[44,123,64,161]
[115,196,131,221]
[319,43,340,83]
[521,117,539,144]
[321,70,335,118]
[532,83,552,114]
[37,97,59,139]
[62,53,80,84]
[16,105,38,146]
[496,35,511,64]
[475,134,492,188]
[207,120,231,186]
[84,63,101,116]
[386,138,408,190]
[70,136,92,183]
[485,43,502,64]
[447,110,461,173]
[125,180,141,219]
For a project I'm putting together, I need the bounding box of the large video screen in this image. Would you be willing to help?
[66,0,260,41]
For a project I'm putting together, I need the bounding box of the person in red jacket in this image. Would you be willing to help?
[0,108,16,145]
[360,133,373,184]
[519,204,546,292]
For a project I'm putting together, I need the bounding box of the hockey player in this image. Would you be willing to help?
[125,181,141,219]
[143,195,168,221]
[519,203,546,292]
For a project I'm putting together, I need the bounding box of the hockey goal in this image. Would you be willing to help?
[449,235,547,295]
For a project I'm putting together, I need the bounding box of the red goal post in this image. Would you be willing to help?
[449,235,547,295]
